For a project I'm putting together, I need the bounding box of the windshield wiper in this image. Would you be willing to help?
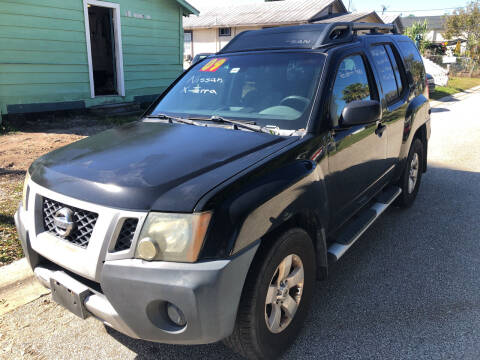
[146,114,302,136]
[206,116,303,136]
[145,114,201,126]
[201,116,272,134]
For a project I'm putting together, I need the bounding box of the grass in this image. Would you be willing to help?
[0,178,24,266]
[430,76,480,100]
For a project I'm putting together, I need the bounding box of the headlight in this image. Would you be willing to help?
[22,172,31,210]
[135,212,211,262]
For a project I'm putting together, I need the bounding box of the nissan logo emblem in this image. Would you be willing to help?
[53,208,75,237]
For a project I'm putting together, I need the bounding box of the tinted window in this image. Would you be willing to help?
[397,40,426,93]
[370,45,398,104]
[385,44,403,95]
[330,55,372,124]
[151,53,325,131]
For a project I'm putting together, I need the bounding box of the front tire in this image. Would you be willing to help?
[395,138,424,207]
[224,228,316,359]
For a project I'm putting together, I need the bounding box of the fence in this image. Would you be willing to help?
[425,55,480,77]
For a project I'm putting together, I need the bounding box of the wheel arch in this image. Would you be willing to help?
[398,96,430,174]
[254,211,328,280]
[413,123,428,173]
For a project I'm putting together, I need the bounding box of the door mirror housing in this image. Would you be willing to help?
[340,100,381,127]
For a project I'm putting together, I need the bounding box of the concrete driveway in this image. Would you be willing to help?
[1,92,480,359]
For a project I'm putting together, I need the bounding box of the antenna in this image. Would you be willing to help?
[380,4,390,15]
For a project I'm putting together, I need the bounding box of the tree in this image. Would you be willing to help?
[342,83,370,103]
[404,20,430,54]
[445,1,480,58]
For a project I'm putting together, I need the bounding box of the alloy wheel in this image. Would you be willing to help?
[408,152,419,194]
[264,254,304,333]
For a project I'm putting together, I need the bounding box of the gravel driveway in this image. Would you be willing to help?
[1,93,480,359]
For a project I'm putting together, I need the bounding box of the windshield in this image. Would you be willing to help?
[150,52,325,130]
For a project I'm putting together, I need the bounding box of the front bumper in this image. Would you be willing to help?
[15,203,258,344]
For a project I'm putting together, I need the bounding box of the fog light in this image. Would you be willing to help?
[166,302,186,327]
[137,237,158,261]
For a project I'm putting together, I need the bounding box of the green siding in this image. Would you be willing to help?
[0,0,186,115]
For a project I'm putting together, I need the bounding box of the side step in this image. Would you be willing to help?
[327,186,402,262]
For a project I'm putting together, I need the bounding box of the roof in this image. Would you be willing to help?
[315,11,383,24]
[380,14,400,24]
[400,16,446,30]
[176,0,199,16]
[183,0,346,29]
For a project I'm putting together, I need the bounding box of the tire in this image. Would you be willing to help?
[224,228,316,359]
[395,138,424,207]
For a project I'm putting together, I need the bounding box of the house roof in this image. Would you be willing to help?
[400,16,446,31]
[315,11,383,23]
[176,0,199,16]
[183,0,346,29]
[380,14,400,24]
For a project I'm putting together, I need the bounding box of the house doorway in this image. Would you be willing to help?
[84,0,125,98]
[88,5,117,95]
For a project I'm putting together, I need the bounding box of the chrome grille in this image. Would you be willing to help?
[42,197,98,248]
[114,218,138,251]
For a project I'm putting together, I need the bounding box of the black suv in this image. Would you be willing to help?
[16,23,430,359]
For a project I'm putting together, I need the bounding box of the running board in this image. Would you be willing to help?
[327,186,402,262]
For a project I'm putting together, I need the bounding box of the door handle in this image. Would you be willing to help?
[375,123,386,137]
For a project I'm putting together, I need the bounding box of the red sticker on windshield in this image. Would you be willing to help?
[200,58,227,72]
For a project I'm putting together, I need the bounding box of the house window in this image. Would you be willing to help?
[184,30,193,59]
[219,27,231,37]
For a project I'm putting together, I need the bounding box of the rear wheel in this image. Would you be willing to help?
[395,138,424,207]
[224,228,316,359]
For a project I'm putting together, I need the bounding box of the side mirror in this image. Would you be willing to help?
[340,100,381,127]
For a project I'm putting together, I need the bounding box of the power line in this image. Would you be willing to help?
[383,6,464,12]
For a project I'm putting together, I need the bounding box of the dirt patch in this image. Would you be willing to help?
[0,132,85,175]
[0,114,138,265]
[0,115,125,174]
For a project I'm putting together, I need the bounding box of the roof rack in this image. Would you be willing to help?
[218,22,399,54]
[313,22,398,48]
[327,22,398,36]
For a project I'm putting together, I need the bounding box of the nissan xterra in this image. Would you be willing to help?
[16,22,430,359]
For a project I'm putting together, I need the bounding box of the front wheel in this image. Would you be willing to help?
[224,228,316,359]
[395,138,424,207]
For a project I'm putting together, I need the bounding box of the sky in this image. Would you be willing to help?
[188,0,469,17]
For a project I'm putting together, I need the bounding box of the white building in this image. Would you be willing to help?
[400,16,446,43]
[183,0,383,62]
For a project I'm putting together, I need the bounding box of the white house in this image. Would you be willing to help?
[183,0,385,63]
[183,0,351,61]
[400,16,447,43]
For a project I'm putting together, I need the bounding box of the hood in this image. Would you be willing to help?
[30,121,296,212]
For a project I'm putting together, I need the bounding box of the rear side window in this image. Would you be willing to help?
[397,40,426,92]
[330,54,372,125]
[385,45,404,95]
[369,45,399,104]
